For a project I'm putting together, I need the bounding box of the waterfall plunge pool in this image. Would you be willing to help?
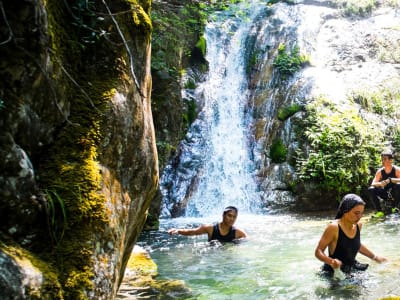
[136,213,400,299]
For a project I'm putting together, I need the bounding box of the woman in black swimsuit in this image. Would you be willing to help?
[167,206,247,242]
[315,194,387,276]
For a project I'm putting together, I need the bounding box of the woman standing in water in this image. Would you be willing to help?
[315,193,387,276]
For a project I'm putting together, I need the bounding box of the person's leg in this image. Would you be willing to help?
[390,184,400,210]
[368,186,386,211]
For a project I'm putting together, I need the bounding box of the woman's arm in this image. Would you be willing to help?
[168,224,212,237]
[371,169,390,187]
[359,244,387,263]
[315,223,342,269]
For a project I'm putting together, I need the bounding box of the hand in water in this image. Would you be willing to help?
[333,267,346,280]
[168,228,179,235]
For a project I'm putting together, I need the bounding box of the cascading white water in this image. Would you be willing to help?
[183,1,265,217]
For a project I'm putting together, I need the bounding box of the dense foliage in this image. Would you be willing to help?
[295,96,383,195]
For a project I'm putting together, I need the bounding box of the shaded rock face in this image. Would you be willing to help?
[0,0,157,298]
[147,0,207,226]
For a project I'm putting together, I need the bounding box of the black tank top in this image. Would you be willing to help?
[330,224,360,266]
[210,223,236,242]
[380,166,396,179]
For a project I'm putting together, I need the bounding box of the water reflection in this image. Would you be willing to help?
[137,213,400,299]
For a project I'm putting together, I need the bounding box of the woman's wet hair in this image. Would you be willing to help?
[223,206,238,215]
[335,194,365,219]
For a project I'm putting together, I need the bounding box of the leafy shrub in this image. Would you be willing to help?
[295,96,383,194]
[273,44,309,78]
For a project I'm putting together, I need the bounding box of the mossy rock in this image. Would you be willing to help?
[119,246,193,299]
[126,246,158,277]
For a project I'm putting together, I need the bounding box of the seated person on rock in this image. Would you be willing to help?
[368,149,400,214]
[167,206,247,243]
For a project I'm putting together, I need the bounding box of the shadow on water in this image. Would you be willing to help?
[135,213,400,300]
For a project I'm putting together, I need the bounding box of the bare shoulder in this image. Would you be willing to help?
[374,168,383,178]
[235,227,247,238]
[324,221,339,234]
[395,165,400,176]
[199,223,214,234]
[326,220,338,228]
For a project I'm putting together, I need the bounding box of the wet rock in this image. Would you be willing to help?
[117,246,193,299]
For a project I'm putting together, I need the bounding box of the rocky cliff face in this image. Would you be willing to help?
[249,0,400,210]
[0,0,157,298]
[154,0,400,217]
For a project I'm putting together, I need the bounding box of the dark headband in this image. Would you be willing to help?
[223,206,238,214]
[335,194,365,219]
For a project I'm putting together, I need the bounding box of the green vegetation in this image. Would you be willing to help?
[393,127,400,151]
[183,98,197,130]
[268,0,297,4]
[151,2,206,74]
[350,84,400,116]
[334,0,377,17]
[151,0,245,74]
[64,0,151,49]
[156,141,177,167]
[184,78,196,89]
[195,36,207,58]
[278,103,303,121]
[295,96,384,195]
[270,138,288,163]
[376,33,400,64]
[273,44,309,78]
[33,0,152,297]
[45,189,67,250]
[0,239,64,299]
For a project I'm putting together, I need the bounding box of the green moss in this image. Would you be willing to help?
[278,103,303,121]
[127,0,153,32]
[269,138,287,163]
[64,266,95,300]
[195,36,207,58]
[0,238,63,299]
[126,248,158,276]
[40,2,143,298]
[38,81,120,297]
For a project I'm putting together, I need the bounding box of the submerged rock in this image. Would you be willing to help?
[117,246,192,299]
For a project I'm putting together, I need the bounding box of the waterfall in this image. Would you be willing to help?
[161,1,266,218]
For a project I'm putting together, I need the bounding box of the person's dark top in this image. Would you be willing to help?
[380,166,398,188]
[323,224,365,273]
[331,224,360,265]
[210,223,236,242]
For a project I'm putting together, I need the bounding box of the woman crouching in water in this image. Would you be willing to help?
[315,193,387,277]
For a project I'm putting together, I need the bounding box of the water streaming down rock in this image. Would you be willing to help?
[160,1,267,218]
[160,0,400,217]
